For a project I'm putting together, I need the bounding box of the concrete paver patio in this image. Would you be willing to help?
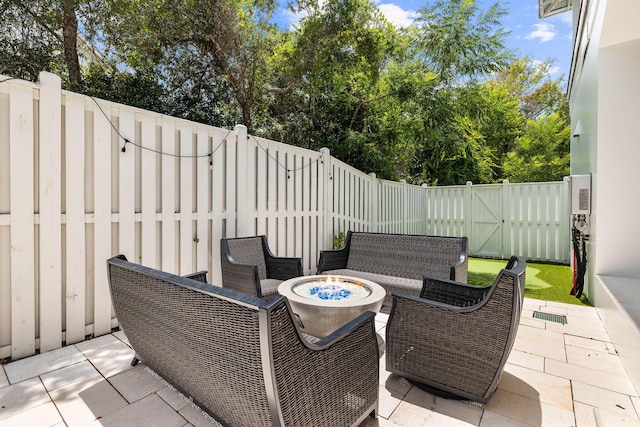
[1,298,639,426]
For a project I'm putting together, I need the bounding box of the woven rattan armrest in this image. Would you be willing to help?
[303,310,378,350]
[451,256,468,283]
[265,256,303,280]
[183,271,208,283]
[316,231,351,273]
[221,259,261,296]
[420,276,489,307]
[316,249,349,273]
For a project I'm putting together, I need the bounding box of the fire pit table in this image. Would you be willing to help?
[278,275,385,338]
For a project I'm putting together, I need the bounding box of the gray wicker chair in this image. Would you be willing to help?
[386,256,526,403]
[107,255,379,427]
[221,235,302,299]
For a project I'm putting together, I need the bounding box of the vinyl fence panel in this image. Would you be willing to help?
[64,94,87,345]
[38,72,62,353]
[8,79,36,359]
[0,72,570,360]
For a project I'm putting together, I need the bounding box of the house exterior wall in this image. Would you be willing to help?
[597,38,640,278]
[568,0,602,303]
[568,0,640,394]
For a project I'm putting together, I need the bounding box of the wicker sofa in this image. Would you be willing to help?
[317,231,468,306]
[385,256,526,403]
[107,255,379,427]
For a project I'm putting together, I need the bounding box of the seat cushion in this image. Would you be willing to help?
[322,269,422,306]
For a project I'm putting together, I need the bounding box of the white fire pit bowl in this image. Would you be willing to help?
[278,275,385,338]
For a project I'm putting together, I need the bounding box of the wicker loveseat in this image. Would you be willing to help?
[385,256,526,403]
[107,255,379,427]
[317,231,468,306]
[221,235,303,299]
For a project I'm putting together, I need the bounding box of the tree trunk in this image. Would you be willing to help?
[62,0,81,91]
[241,103,253,132]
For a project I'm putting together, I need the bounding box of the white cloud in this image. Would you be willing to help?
[280,1,417,30]
[377,3,417,28]
[281,9,301,29]
[281,0,328,30]
[548,65,560,75]
[525,23,557,43]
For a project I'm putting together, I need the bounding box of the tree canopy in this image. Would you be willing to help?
[0,0,570,184]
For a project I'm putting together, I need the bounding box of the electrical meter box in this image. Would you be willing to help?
[570,174,591,215]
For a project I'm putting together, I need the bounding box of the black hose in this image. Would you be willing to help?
[570,227,587,298]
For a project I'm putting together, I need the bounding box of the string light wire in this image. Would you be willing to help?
[250,135,323,178]
[2,77,323,176]
[90,96,230,159]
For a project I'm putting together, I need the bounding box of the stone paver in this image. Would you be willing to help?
[0,298,638,426]
[572,381,639,419]
[3,346,85,384]
[0,401,63,427]
[98,394,188,427]
[0,378,51,422]
[75,334,136,378]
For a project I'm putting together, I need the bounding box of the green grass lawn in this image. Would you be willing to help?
[467,257,592,306]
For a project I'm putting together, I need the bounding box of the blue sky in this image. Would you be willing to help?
[274,0,573,82]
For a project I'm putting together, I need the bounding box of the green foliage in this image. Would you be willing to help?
[0,0,571,185]
[411,0,512,83]
[495,57,569,120]
[263,0,397,168]
[93,0,281,130]
[333,232,346,249]
[0,0,69,82]
[81,64,166,112]
[503,113,570,182]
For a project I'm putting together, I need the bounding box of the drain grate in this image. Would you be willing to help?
[532,311,567,325]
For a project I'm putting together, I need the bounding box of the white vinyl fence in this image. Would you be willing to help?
[0,72,570,360]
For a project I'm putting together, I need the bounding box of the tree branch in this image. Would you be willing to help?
[348,91,398,130]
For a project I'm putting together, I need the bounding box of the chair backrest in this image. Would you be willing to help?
[346,232,466,280]
[225,236,268,279]
[107,255,274,426]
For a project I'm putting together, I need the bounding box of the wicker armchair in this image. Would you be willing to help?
[386,256,526,403]
[221,235,302,299]
[107,255,379,427]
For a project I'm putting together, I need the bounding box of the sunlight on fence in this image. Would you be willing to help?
[0,72,569,360]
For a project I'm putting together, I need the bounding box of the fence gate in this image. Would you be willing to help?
[470,184,506,258]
